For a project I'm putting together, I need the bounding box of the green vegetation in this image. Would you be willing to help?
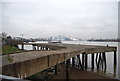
[2,45,21,54]
[7,55,14,63]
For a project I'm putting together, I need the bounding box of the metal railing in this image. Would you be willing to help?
[0,74,30,81]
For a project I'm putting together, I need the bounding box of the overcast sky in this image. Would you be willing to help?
[1,0,118,39]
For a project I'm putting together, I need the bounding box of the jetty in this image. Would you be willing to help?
[1,43,118,80]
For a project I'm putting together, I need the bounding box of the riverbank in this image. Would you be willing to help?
[26,63,119,81]
[2,44,22,54]
[49,63,119,81]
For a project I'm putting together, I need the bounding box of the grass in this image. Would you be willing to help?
[2,45,21,54]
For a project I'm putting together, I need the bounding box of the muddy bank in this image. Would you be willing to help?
[26,63,119,81]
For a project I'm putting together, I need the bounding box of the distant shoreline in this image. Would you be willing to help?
[87,40,120,42]
[88,41,120,42]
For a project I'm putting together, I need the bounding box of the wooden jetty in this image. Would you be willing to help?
[1,43,117,80]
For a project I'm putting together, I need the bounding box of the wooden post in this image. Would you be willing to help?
[91,53,94,70]
[33,45,35,50]
[114,51,117,75]
[82,53,85,70]
[114,51,117,66]
[85,54,88,70]
[47,55,49,67]
[77,55,82,69]
[55,65,57,75]
[72,57,75,67]
[48,48,50,50]
[97,53,101,69]
[102,52,107,71]
[66,59,69,81]
[68,59,70,64]
[43,47,45,50]
[21,44,24,50]
[37,46,39,50]
[46,47,48,50]
[41,47,43,50]
[101,54,104,71]
[96,53,98,66]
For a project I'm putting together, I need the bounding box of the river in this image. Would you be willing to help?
[18,41,119,79]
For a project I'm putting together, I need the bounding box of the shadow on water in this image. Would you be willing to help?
[68,51,118,79]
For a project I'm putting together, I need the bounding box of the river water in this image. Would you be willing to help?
[62,41,118,79]
[18,41,119,79]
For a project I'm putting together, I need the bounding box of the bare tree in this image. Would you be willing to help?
[1,32,7,39]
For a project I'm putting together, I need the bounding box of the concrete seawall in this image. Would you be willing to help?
[1,43,117,79]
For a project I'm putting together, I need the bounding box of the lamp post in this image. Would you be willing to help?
[20,34,25,50]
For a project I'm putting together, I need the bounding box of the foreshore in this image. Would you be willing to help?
[47,63,119,81]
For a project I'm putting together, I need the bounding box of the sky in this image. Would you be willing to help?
[1,0,119,39]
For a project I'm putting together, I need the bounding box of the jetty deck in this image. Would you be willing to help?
[1,43,117,79]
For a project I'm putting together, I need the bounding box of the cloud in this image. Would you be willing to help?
[1,0,119,2]
[2,1,118,39]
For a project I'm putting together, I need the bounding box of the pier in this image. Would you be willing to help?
[1,43,117,80]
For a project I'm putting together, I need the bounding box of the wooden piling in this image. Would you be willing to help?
[32,45,35,50]
[21,44,24,50]
[97,53,101,69]
[101,54,104,70]
[91,53,94,70]
[41,47,43,50]
[95,53,98,66]
[77,55,82,69]
[82,53,85,70]
[114,51,117,66]
[102,52,107,71]
[85,54,88,70]
[72,57,75,67]
[37,46,39,50]
[114,51,117,75]
[46,47,48,50]
[43,47,45,50]
[55,65,57,75]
